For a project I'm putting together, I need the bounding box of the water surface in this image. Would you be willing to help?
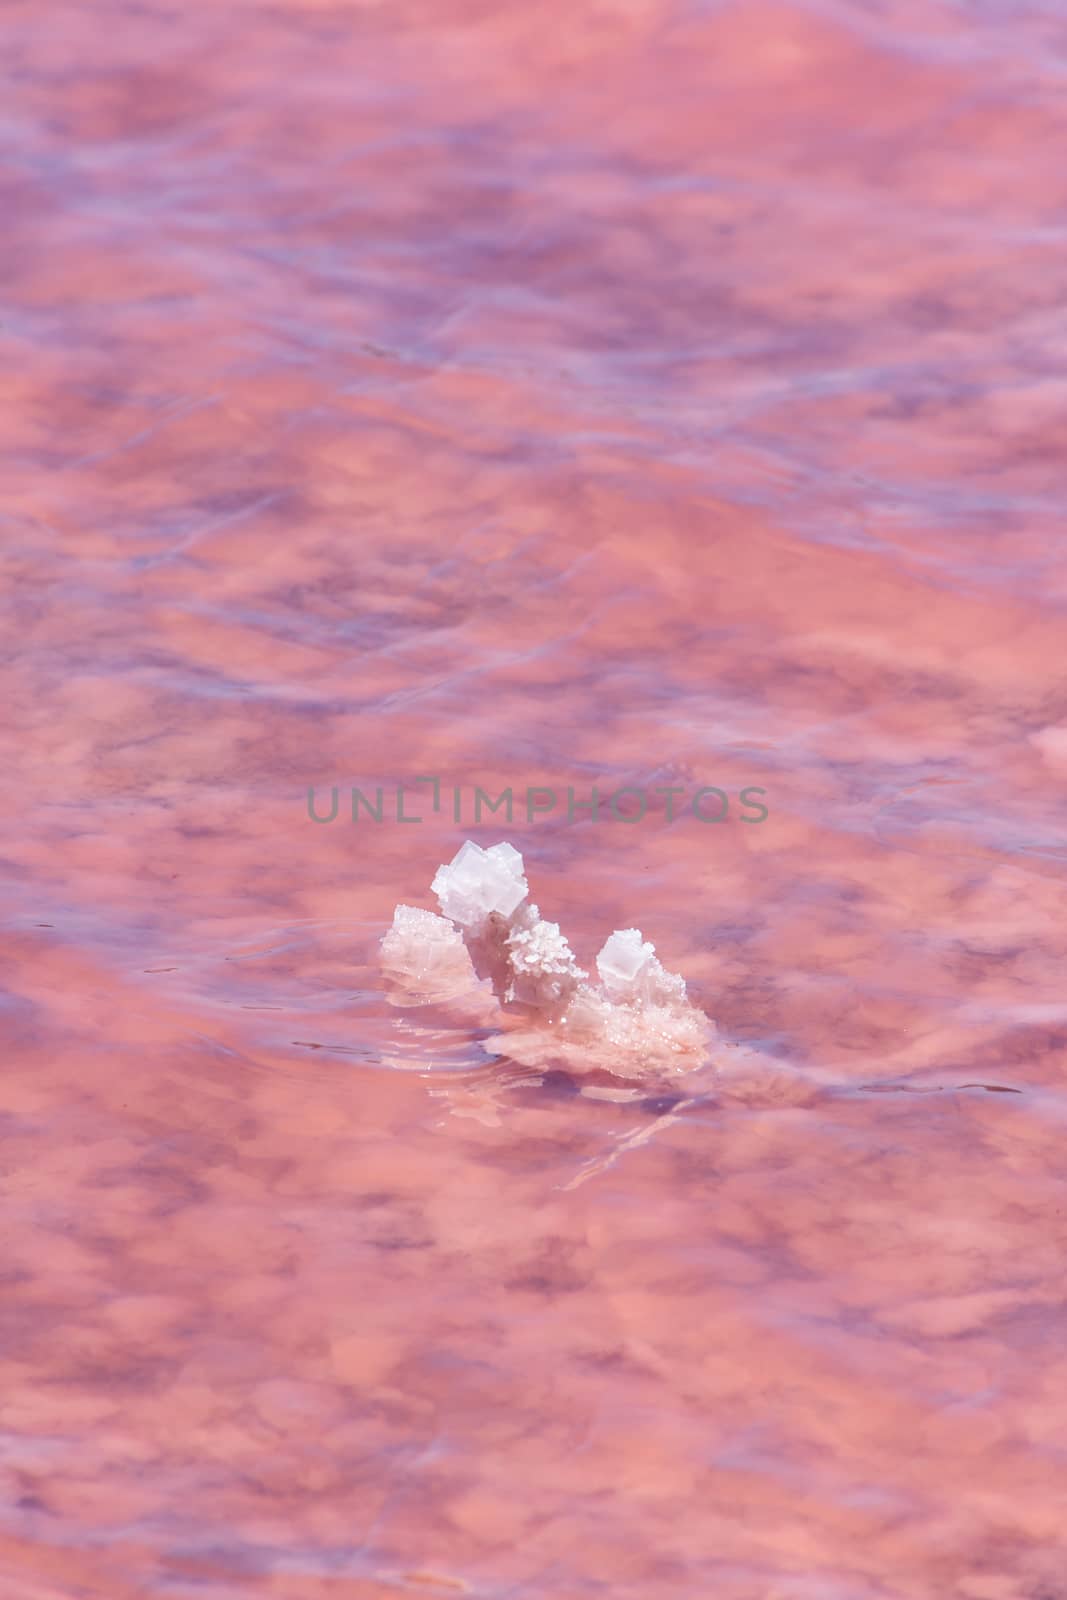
[4,1,1067,1596]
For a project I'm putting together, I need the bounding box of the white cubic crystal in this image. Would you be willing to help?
[432,839,529,931]
[595,928,656,1000]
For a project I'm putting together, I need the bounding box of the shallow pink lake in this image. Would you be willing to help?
[4,1,1067,1596]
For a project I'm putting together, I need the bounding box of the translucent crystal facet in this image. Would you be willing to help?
[595,928,656,1000]
[431,839,528,930]
[382,903,464,958]
[379,903,476,1002]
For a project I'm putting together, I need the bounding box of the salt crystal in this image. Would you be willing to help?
[382,903,465,958]
[431,839,528,930]
[384,840,712,1079]
[506,916,586,1012]
[379,903,475,1002]
[596,928,656,1000]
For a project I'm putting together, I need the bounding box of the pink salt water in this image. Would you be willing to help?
[4,1,1067,1596]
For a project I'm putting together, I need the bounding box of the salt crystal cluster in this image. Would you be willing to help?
[596,928,686,1007]
[428,839,585,1011]
[379,902,474,1003]
[381,840,712,1077]
[505,913,586,1010]
[431,840,528,929]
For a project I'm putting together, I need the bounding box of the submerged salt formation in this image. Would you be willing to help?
[378,902,474,1004]
[381,840,712,1077]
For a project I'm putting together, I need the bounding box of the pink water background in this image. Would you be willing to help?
[4,1,1067,1596]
